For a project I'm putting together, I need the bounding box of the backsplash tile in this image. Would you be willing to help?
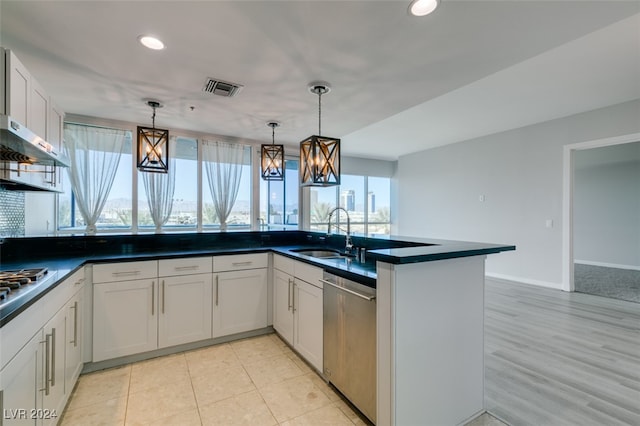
[0,187,25,237]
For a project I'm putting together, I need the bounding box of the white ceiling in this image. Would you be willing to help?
[1,1,639,161]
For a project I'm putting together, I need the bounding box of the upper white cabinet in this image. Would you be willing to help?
[1,48,65,146]
[2,49,30,125]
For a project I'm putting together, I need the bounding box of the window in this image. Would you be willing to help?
[58,124,133,231]
[202,144,252,230]
[308,174,391,236]
[259,158,299,230]
[138,137,198,230]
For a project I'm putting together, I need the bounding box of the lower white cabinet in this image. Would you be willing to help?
[65,275,85,392]
[213,268,268,338]
[93,258,215,362]
[158,274,212,348]
[272,255,323,371]
[273,268,294,342]
[93,278,157,362]
[41,308,66,425]
[0,267,85,426]
[292,278,323,371]
[0,332,41,425]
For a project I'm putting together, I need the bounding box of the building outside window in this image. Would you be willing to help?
[309,174,391,236]
[259,157,299,230]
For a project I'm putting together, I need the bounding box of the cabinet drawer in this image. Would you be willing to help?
[295,261,323,288]
[93,260,157,283]
[159,257,212,277]
[274,254,295,275]
[213,253,268,272]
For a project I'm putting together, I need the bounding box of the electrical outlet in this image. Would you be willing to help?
[545,219,553,228]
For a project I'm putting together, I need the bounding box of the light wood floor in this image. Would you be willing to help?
[485,278,640,426]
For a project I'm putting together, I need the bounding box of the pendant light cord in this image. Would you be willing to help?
[272,124,275,146]
[151,105,156,130]
[318,90,322,136]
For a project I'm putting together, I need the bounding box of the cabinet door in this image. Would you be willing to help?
[48,102,64,153]
[273,268,294,345]
[158,274,212,348]
[0,331,41,425]
[213,269,268,338]
[65,290,83,388]
[6,50,31,125]
[93,279,157,362]
[293,279,323,372]
[41,307,66,425]
[29,78,48,139]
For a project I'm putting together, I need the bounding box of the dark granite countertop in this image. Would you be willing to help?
[0,231,514,327]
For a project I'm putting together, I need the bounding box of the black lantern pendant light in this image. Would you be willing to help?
[299,82,340,186]
[137,100,169,173]
[261,121,284,181]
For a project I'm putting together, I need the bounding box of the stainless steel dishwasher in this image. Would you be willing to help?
[322,271,377,424]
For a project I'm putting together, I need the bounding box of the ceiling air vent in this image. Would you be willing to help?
[202,78,244,97]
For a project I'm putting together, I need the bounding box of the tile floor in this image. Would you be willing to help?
[60,333,505,426]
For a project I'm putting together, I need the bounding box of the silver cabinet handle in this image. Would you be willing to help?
[112,270,141,277]
[151,281,155,316]
[232,261,253,267]
[292,281,297,313]
[75,277,84,286]
[319,279,376,301]
[40,334,51,395]
[287,278,292,311]
[162,280,165,314]
[175,265,199,271]
[215,275,219,306]
[70,301,78,347]
[50,328,56,387]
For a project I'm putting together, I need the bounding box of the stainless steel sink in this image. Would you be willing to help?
[292,249,344,258]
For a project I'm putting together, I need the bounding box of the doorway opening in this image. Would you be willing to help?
[562,133,640,302]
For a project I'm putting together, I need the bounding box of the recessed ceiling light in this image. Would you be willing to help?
[138,35,165,50]
[408,0,440,17]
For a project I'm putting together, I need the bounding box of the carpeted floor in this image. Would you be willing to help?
[574,263,640,303]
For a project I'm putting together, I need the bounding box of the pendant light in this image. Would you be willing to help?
[137,100,169,173]
[261,121,284,181]
[299,82,340,187]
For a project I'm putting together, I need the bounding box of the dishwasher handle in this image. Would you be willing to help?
[320,279,376,301]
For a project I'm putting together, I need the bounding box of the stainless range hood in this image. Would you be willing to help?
[0,115,69,192]
[0,115,70,167]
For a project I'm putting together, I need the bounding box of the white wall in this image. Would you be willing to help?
[395,99,640,289]
[574,142,640,269]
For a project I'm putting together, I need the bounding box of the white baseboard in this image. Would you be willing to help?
[485,272,563,290]
[574,260,640,271]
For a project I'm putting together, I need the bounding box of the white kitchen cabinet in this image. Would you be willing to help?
[40,307,66,425]
[272,268,294,344]
[65,284,84,389]
[293,278,323,371]
[0,332,41,425]
[29,78,49,140]
[92,278,157,362]
[272,254,323,371]
[157,258,213,348]
[213,268,268,338]
[48,102,64,153]
[93,258,218,361]
[2,49,31,125]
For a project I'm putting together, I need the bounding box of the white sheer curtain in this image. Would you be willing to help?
[142,136,177,232]
[63,123,128,235]
[201,140,247,231]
